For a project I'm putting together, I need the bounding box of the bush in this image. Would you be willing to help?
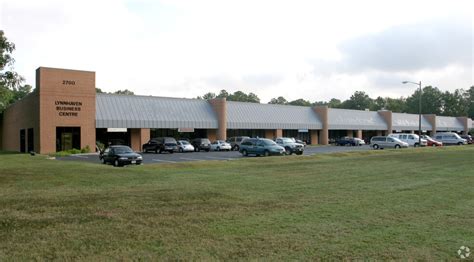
[52,146,91,157]
[81,145,91,154]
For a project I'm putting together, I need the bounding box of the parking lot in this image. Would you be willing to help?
[59,145,372,165]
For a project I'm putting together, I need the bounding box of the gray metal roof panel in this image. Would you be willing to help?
[392,113,432,131]
[226,102,322,130]
[436,116,464,131]
[328,108,387,130]
[96,94,218,128]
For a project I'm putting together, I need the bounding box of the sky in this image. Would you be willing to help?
[1,0,473,103]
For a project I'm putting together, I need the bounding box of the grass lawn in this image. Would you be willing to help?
[0,147,473,260]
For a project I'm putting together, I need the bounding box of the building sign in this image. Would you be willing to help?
[178,128,194,133]
[107,128,127,132]
[55,101,82,117]
[62,80,76,85]
[298,129,309,133]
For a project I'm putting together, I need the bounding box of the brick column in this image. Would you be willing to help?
[424,114,437,135]
[130,128,150,152]
[275,129,283,138]
[378,110,393,135]
[313,106,329,145]
[209,98,227,141]
[207,129,217,142]
[346,130,353,137]
[457,117,469,135]
[310,130,319,145]
[356,130,363,139]
[264,130,274,139]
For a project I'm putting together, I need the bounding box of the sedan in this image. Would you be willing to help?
[177,140,195,152]
[100,145,143,167]
[210,140,232,151]
[422,135,443,147]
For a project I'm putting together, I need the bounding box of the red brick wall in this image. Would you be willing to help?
[1,92,40,152]
[37,67,96,153]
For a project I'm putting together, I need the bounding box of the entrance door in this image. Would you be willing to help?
[56,127,81,152]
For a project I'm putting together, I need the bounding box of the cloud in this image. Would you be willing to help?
[338,17,473,73]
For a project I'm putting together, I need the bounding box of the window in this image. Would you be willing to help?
[401,135,407,139]
[388,138,394,142]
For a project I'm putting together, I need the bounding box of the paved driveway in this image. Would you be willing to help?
[59,145,372,165]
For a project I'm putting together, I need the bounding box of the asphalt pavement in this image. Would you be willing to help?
[58,145,372,165]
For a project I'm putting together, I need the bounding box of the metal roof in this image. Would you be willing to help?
[436,116,464,131]
[328,108,388,130]
[392,113,432,131]
[96,94,218,128]
[226,102,322,129]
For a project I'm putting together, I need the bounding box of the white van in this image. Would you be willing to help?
[433,132,467,145]
[388,133,428,147]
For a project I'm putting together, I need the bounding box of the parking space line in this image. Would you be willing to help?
[204,156,236,160]
[179,157,205,161]
[72,155,89,159]
[152,159,177,163]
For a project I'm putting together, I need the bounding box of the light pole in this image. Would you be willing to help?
[402,81,422,147]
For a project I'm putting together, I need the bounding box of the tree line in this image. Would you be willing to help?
[198,87,474,118]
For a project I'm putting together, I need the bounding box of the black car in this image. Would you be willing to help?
[460,135,473,144]
[99,145,143,167]
[142,137,178,154]
[191,138,211,152]
[335,137,357,146]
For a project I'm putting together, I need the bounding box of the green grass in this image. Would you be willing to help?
[0,147,473,260]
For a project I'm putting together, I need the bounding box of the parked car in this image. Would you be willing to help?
[210,140,232,151]
[191,138,212,152]
[388,133,427,147]
[370,136,409,149]
[434,132,467,145]
[226,136,250,151]
[239,138,285,156]
[100,145,143,167]
[421,135,443,147]
[335,137,358,146]
[293,138,307,147]
[460,135,473,144]
[353,138,365,146]
[142,137,178,153]
[275,137,304,155]
[177,140,195,152]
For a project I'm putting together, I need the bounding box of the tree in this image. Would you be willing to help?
[340,91,374,110]
[269,96,288,105]
[370,96,386,111]
[406,86,443,115]
[216,89,229,99]
[114,89,135,95]
[468,86,474,119]
[226,90,260,103]
[385,97,407,113]
[0,31,31,112]
[327,98,342,108]
[96,87,104,93]
[288,98,312,106]
[441,89,468,116]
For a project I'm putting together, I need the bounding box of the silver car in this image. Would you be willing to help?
[370,136,409,149]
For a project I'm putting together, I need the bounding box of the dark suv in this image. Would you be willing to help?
[142,137,178,154]
[275,137,304,155]
[191,138,211,152]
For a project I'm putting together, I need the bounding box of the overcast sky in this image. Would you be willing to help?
[1,0,473,102]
